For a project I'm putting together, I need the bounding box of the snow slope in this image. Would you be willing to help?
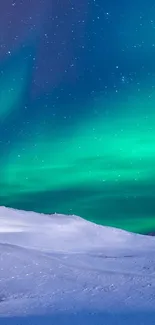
[0,206,155,324]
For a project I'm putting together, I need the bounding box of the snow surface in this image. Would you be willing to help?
[0,206,155,324]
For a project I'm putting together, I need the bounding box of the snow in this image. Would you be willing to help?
[0,206,155,324]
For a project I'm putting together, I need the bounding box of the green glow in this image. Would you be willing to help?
[3,93,155,187]
[1,83,155,233]
[0,61,28,121]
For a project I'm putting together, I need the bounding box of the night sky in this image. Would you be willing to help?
[0,0,155,233]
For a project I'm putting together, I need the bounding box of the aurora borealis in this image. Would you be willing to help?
[0,0,155,233]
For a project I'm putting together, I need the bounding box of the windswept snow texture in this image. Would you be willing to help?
[0,207,155,324]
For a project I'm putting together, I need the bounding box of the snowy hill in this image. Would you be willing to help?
[0,206,155,324]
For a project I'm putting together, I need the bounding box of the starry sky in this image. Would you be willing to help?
[0,0,155,233]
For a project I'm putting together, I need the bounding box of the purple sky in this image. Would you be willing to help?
[0,0,88,96]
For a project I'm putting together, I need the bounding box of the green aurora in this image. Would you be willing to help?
[1,0,155,234]
[0,61,155,234]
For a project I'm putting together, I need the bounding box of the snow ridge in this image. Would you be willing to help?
[0,206,155,325]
